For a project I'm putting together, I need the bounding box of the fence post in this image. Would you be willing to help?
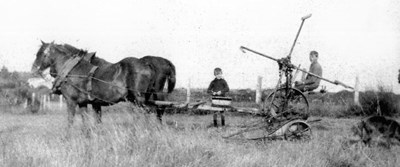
[186,79,191,104]
[47,96,51,108]
[59,95,63,110]
[32,93,35,106]
[256,76,262,104]
[354,75,360,106]
[23,99,28,108]
[45,95,49,110]
[39,94,42,111]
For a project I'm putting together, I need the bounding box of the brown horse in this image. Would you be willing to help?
[140,56,176,100]
[138,56,177,119]
[60,45,176,99]
[52,43,177,120]
[31,41,154,131]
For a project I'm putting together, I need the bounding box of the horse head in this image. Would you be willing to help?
[32,41,82,77]
[32,41,56,76]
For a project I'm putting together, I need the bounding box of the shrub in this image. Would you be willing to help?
[353,85,399,117]
[309,85,400,118]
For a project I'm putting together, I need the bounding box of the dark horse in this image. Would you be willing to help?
[138,56,177,119]
[31,41,154,130]
[60,45,176,101]
[139,56,176,101]
[59,44,177,120]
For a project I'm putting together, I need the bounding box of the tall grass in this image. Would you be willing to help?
[309,101,352,118]
[0,104,399,167]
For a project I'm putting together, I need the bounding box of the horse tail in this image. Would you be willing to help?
[167,63,176,93]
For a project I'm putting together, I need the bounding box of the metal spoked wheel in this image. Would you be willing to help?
[283,120,312,141]
[261,88,309,119]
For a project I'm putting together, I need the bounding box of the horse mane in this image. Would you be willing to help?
[48,43,87,57]
[58,44,87,56]
[61,43,111,65]
[90,55,110,66]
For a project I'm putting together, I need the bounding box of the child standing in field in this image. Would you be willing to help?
[207,68,230,127]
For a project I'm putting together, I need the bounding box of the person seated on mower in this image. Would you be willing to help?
[295,50,322,92]
[207,67,230,127]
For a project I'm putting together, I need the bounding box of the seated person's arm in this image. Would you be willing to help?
[304,64,322,85]
[303,77,316,85]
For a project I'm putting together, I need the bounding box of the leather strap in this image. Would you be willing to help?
[83,52,96,62]
[52,56,82,92]
[86,66,99,100]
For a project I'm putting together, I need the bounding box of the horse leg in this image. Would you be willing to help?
[66,100,77,129]
[143,92,154,109]
[127,91,147,109]
[65,99,77,138]
[78,103,91,137]
[92,104,102,124]
[156,107,165,123]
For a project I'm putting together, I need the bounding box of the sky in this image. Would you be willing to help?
[0,0,399,93]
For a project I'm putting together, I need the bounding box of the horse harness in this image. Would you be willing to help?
[52,53,98,100]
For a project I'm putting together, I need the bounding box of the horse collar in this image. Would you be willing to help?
[51,56,82,93]
[83,52,96,63]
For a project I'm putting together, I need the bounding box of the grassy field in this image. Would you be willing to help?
[0,103,399,167]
